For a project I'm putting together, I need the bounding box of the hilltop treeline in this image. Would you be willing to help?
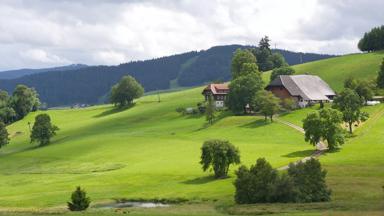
[0,45,334,107]
[358,25,384,52]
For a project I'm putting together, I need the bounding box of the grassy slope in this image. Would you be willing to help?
[0,87,312,208]
[1,51,384,215]
[263,51,384,91]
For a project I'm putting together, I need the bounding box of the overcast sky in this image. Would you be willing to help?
[0,0,383,70]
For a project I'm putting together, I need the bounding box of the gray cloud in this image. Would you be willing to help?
[0,0,382,70]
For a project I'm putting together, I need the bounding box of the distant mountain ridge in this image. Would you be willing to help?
[0,45,335,107]
[0,64,88,79]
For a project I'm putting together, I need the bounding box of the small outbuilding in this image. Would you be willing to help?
[202,83,229,108]
[266,75,336,108]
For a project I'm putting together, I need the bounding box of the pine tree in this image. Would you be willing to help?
[67,186,91,211]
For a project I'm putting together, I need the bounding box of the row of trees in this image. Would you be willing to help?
[358,25,384,52]
[0,85,40,124]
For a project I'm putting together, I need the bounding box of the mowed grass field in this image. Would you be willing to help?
[0,87,313,209]
[0,51,384,215]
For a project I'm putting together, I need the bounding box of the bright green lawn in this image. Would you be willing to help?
[0,87,313,209]
[1,52,384,215]
[263,51,384,92]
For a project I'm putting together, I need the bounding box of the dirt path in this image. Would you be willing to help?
[275,118,327,170]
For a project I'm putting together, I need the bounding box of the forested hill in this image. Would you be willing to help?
[0,64,88,80]
[0,45,335,107]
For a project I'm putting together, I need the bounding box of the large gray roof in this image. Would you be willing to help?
[268,75,336,101]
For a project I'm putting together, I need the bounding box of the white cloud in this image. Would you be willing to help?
[0,0,382,70]
[20,49,71,64]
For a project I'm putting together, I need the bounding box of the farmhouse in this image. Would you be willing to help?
[266,75,336,108]
[202,83,229,108]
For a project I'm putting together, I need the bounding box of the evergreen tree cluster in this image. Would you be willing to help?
[234,158,331,204]
[250,36,288,72]
[358,25,384,52]
[0,45,334,107]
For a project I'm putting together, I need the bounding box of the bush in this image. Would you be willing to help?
[281,98,296,111]
[200,139,240,178]
[175,107,185,114]
[234,158,278,203]
[68,186,91,211]
[234,158,331,204]
[288,158,331,202]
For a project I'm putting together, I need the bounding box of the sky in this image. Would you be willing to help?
[0,0,383,71]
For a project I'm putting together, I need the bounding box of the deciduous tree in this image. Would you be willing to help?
[205,95,215,124]
[200,139,240,178]
[227,73,264,114]
[254,91,281,121]
[333,88,369,133]
[30,114,59,146]
[303,108,345,151]
[0,122,9,148]
[110,75,144,107]
[231,49,257,79]
[270,66,295,82]
[377,58,384,88]
[10,85,40,119]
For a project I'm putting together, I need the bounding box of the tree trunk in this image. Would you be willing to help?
[348,122,353,134]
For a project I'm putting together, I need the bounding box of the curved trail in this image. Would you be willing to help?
[275,118,327,170]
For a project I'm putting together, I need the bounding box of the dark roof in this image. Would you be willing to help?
[267,75,336,101]
[202,83,229,95]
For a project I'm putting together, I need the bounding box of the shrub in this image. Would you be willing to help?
[234,158,331,204]
[68,186,91,211]
[234,158,278,203]
[200,139,240,178]
[288,158,331,202]
[281,98,296,111]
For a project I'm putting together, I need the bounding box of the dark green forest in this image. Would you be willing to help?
[0,45,334,107]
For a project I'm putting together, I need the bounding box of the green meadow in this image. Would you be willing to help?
[0,52,384,215]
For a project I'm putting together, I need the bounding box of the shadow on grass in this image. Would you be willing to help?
[282,149,314,158]
[93,104,134,118]
[182,176,220,185]
[240,118,270,128]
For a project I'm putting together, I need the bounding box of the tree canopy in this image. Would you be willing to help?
[333,88,369,134]
[377,58,384,88]
[10,85,40,119]
[205,95,215,125]
[358,25,384,52]
[110,75,144,107]
[270,66,295,81]
[253,90,281,121]
[231,49,257,79]
[0,122,9,149]
[200,139,240,178]
[234,158,331,204]
[227,73,264,114]
[30,113,59,146]
[250,36,288,72]
[303,108,345,151]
